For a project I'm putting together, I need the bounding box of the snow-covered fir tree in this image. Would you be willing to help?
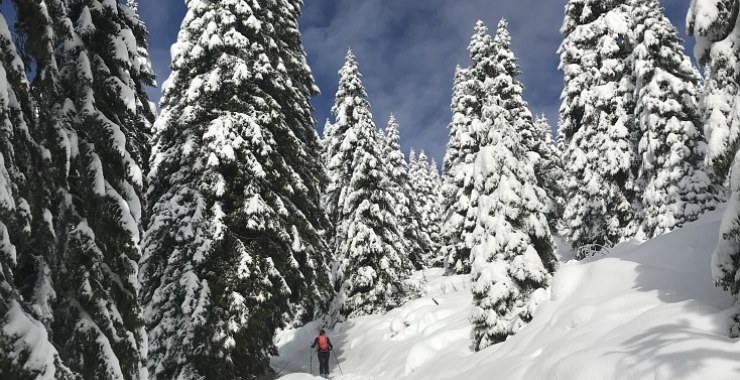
[489,20,564,252]
[440,68,475,270]
[714,154,740,337]
[470,19,556,351]
[141,0,331,378]
[8,0,156,378]
[558,0,636,249]
[329,52,411,318]
[56,2,153,377]
[324,49,368,308]
[533,116,567,232]
[687,0,740,184]
[268,0,333,319]
[383,116,434,269]
[631,0,717,238]
[689,0,740,337]
[440,22,491,275]
[440,66,469,202]
[0,12,73,379]
[12,0,67,111]
[408,150,443,266]
[424,156,443,266]
[488,20,536,155]
[492,20,558,272]
[323,50,367,252]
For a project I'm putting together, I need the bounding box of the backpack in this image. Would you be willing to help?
[317,335,329,351]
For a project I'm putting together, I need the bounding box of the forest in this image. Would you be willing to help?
[1,0,740,379]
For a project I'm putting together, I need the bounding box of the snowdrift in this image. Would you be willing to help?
[273,208,740,380]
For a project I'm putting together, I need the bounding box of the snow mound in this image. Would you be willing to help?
[274,208,740,380]
[277,375,324,380]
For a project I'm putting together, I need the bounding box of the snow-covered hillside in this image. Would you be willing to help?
[272,207,740,380]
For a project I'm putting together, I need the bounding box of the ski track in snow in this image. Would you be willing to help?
[273,207,740,380]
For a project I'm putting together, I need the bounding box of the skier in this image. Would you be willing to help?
[311,329,334,378]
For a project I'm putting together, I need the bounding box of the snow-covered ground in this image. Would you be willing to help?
[272,208,740,380]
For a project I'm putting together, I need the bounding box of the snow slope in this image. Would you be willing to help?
[273,208,740,380]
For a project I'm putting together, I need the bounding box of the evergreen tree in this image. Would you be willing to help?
[266,0,332,320]
[439,66,472,274]
[440,66,468,196]
[323,49,367,303]
[631,0,717,238]
[321,118,333,169]
[558,0,636,249]
[440,22,491,274]
[323,50,366,252]
[408,150,442,266]
[533,116,567,232]
[0,12,73,379]
[55,1,153,378]
[426,157,443,266]
[10,0,67,336]
[10,0,156,378]
[489,20,536,154]
[687,0,740,184]
[714,152,740,337]
[692,0,740,337]
[331,52,410,318]
[141,0,331,378]
[440,66,473,223]
[470,19,555,351]
[713,155,740,337]
[490,20,564,251]
[494,20,558,272]
[382,116,433,269]
[13,0,67,114]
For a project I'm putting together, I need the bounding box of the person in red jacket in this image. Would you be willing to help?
[311,329,333,378]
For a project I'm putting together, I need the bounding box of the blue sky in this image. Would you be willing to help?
[140,0,692,164]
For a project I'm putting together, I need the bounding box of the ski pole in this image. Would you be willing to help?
[332,349,343,375]
[309,348,313,375]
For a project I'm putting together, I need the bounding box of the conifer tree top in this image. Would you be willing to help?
[469,20,495,73]
[333,49,369,116]
[386,114,401,147]
[494,18,511,48]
